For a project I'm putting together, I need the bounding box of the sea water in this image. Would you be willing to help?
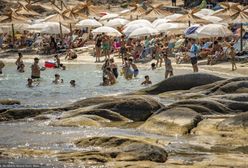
[0,63,191,108]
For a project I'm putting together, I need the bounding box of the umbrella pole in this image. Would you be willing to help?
[11,24,15,48]
[59,22,63,39]
[70,23,72,35]
[240,23,243,52]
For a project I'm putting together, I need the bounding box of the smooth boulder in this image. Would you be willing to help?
[140,107,203,135]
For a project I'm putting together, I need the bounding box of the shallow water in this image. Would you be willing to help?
[0,63,192,108]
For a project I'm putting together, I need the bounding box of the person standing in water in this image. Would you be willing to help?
[141,75,152,85]
[164,54,173,79]
[54,55,61,68]
[95,34,102,62]
[0,60,5,74]
[128,58,139,78]
[190,39,199,72]
[102,33,110,60]
[31,57,45,79]
[15,52,24,71]
[110,58,118,79]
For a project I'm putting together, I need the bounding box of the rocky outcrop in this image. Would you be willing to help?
[0,99,20,105]
[72,136,168,163]
[140,107,203,135]
[137,73,224,95]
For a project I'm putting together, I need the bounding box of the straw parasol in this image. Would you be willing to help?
[120,4,146,20]
[229,5,248,51]
[71,0,103,17]
[141,4,172,21]
[0,8,30,46]
[170,9,211,26]
[15,2,41,17]
[212,2,239,19]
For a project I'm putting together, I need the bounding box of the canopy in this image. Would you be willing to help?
[76,19,102,28]
[129,27,159,38]
[92,26,122,36]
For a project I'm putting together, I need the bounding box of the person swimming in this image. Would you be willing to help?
[70,80,76,87]
[53,74,63,84]
[141,75,152,85]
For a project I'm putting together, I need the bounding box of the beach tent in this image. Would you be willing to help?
[105,18,129,28]
[92,26,122,37]
[129,27,159,38]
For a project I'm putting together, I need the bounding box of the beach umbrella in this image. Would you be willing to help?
[184,25,201,38]
[76,19,102,28]
[92,26,122,36]
[129,27,159,38]
[195,24,233,38]
[195,8,214,16]
[212,2,239,19]
[229,5,248,51]
[196,14,223,23]
[105,18,129,28]
[123,24,147,36]
[125,19,153,28]
[15,3,41,17]
[71,1,103,17]
[0,8,30,46]
[152,18,170,27]
[156,23,187,34]
[165,14,183,20]
[100,13,119,21]
[170,9,211,26]
[141,4,172,21]
[120,4,146,20]
[40,22,70,34]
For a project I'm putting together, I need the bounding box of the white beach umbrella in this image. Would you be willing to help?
[92,26,122,36]
[123,24,146,36]
[195,14,223,23]
[156,23,187,33]
[152,18,171,27]
[196,24,233,38]
[40,22,70,34]
[105,18,129,28]
[165,14,183,20]
[125,19,153,28]
[28,22,45,31]
[100,13,119,21]
[195,8,214,16]
[76,19,102,28]
[129,27,159,38]
[0,23,30,33]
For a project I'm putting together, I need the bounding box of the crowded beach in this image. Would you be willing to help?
[0,0,248,89]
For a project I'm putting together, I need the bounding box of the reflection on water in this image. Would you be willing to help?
[0,63,191,108]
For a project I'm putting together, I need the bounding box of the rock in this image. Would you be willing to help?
[170,99,233,115]
[67,95,164,121]
[218,112,248,132]
[0,108,54,121]
[74,136,168,163]
[0,99,20,105]
[140,107,203,135]
[51,115,101,127]
[136,73,224,95]
[61,108,130,122]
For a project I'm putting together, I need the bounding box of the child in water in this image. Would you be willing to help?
[70,80,76,87]
[230,47,237,71]
[27,78,33,87]
[128,58,139,78]
[53,74,63,84]
[141,75,152,85]
[151,63,156,70]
